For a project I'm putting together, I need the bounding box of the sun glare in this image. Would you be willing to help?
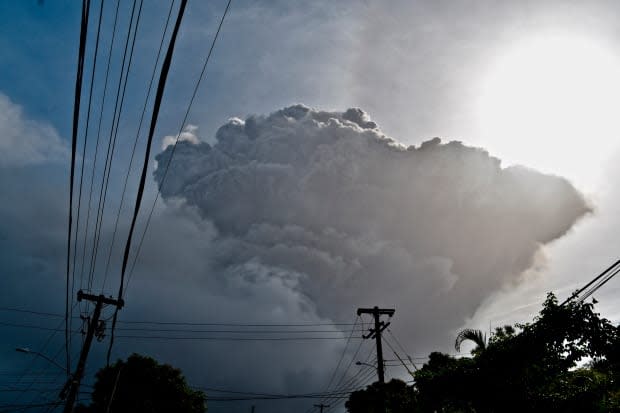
[476,34,620,188]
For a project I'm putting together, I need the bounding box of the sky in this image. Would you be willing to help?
[1,1,620,412]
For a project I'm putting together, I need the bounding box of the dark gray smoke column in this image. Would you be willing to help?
[154,104,590,351]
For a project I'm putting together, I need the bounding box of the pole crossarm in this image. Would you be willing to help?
[357,308,395,316]
[77,290,124,308]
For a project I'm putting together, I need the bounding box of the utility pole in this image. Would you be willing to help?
[357,306,394,383]
[61,290,123,413]
[250,406,255,413]
[314,403,329,413]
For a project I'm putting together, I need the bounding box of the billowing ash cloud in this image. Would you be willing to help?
[154,104,590,352]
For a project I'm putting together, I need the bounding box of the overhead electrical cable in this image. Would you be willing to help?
[205,394,353,402]
[79,0,121,295]
[6,323,64,405]
[323,316,360,392]
[106,0,189,365]
[193,387,358,398]
[86,0,141,292]
[319,361,377,413]
[16,348,85,413]
[0,306,358,327]
[93,0,146,292]
[5,302,79,406]
[561,259,620,306]
[66,0,91,378]
[382,337,416,376]
[576,263,620,304]
[9,345,70,410]
[310,321,374,413]
[8,331,80,408]
[329,332,368,390]
[308,344,374,413]
[69,0,106,369]
[0,320,364,335]
[124,0,233,292]
[386,328,418,371]
[0,399,89,413]
[101,0,176,294]
[114,335,361,342]
[113,327,363,334]
[115,320,357,327]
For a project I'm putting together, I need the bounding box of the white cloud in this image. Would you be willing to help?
[0,92,67,167]
[161,124,200,150]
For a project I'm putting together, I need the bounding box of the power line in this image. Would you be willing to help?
[101,0,176,295]
[8,338,68,407]
[322,316,359,393]
[116,320,357,327]
[87,0,141,293]
[0,400,90,413]
[79,0,121,296]
[114,335,362,342]
[194,387,352,398]
[382,337,415,377]
[207,395,351,402]
[313,326,370,413]
[0,307,65,318]
[386,329,418,370]
[321,362,378,413]
[194,386,364,401]
[99,0,147,291]
[5,303,78,408]
[5,329,61,405]
[124,0,233,292]
[561,259,620,306]
[576,263,620,304]
[0,321,82,333]
[106,0,189,365]
[66,0,91,379]
[0,305,358,327]
[309,345,375,413]
[0,319,365,335]
[69,0,105,368]
[113,327,364,334]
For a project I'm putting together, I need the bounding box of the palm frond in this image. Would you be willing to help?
[455,328,487,352]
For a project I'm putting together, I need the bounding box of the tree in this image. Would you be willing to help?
[454,328,487,354]
[414,293,620,413]
[345,379,418,413]
[345,295,619,412]
[75,354,206,413]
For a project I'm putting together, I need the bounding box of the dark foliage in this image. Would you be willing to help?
[346,379,417,413]
[75,354,206,413]
[347,293,620,412]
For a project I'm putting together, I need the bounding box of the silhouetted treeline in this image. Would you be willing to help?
[347,293,620,412]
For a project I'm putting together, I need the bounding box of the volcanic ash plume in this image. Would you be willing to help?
[154,104,589,350]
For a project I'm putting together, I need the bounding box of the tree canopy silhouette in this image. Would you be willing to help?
[347,293,620,412]
[75,354,205,413]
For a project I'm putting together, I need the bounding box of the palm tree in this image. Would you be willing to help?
[455,328,487,353]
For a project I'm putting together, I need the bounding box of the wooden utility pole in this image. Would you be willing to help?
[356,306,394,383]
[61,291,123,413]
[314,403,330,412]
